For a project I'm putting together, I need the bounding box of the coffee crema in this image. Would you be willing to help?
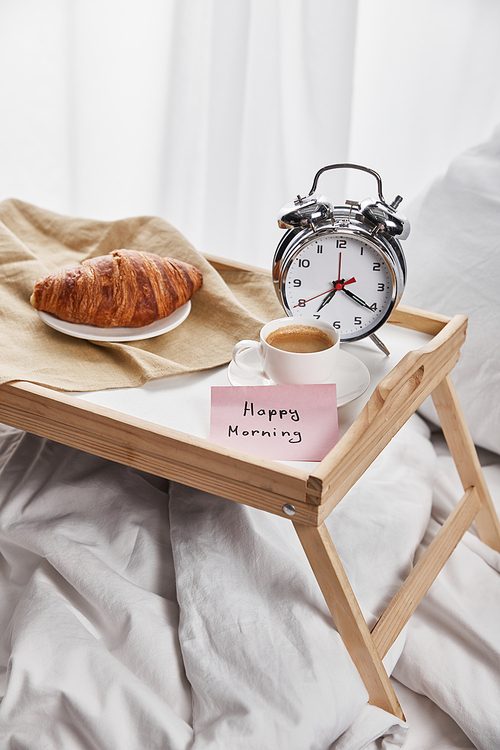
[266,325,334,353]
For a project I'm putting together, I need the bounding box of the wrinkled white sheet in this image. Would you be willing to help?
[393,440,500,750]
[0,416,498,749]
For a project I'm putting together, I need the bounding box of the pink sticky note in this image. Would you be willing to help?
[210,384,338,461]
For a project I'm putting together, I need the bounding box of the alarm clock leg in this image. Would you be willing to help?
[293,520,405,720]
[369,333,391,356]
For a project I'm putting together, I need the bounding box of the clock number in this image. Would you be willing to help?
[332,321,341,329]
[336,239,346,249]
[373,262,381,271]
[316,244,323,254]
[369,303,378,311]
[298,258,310,268]
[360,246,364,256]
[293,279,301,287]
[377,283,385,292]
[297,299,306,307]
[354,316,362,326]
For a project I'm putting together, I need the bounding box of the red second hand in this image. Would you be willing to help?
[335,276,355,290]
[292,277,356,307]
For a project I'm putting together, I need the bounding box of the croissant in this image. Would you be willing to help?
[30,249,203,328]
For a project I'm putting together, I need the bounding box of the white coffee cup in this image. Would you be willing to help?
[232,317,340,385]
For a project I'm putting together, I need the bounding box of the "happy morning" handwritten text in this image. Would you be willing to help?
[228,400,302,443]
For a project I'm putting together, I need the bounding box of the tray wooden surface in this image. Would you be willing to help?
[0,255,461,526]
[2,254,499,720]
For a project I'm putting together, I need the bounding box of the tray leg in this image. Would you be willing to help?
[431,374,500,553]
[293,520,404,720]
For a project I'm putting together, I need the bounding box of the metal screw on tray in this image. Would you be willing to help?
[282,503,296,516]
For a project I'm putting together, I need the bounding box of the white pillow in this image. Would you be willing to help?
[401,126,500,454]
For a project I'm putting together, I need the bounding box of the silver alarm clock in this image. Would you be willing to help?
[272,163,410,355]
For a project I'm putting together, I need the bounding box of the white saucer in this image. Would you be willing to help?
[37,301,191,342]
[227,347,370,407]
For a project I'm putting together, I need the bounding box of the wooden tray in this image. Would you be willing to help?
[1,255,499,720]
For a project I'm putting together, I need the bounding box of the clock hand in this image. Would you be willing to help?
[341,287,372,309]
[316,275,361,312]
[292,289,334,307]
[316,288,337,312]
[292,277,356,308]
[337,276,356,288]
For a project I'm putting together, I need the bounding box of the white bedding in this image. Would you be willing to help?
[1,411,499,749]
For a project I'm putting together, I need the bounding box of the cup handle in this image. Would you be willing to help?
[232,340,267,379]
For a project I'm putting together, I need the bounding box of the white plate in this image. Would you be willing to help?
[37,301,191,342]
[227,347,370,407]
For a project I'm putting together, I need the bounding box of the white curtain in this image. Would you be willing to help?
[1,0,500,269]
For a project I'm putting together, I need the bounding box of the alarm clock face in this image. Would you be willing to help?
[279,230,398,341]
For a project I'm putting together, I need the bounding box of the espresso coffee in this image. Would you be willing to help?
[266,324,334,354]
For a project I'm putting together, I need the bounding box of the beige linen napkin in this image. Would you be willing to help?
[0,199,284,391]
